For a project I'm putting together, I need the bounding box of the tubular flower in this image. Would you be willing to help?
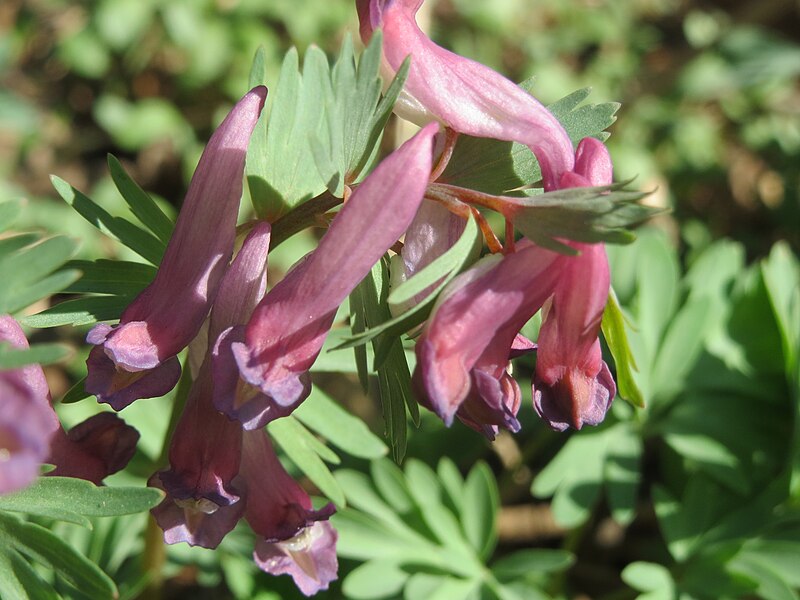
[48,412,139,484]
[356,0,574,190]
[413,244,563,437]
[241,430,337,596]
[532,138,616,430]
[391,199,467,314]
[86,86,267,411]
[150,223,271,549]
[0,316,57,495]
[213,123,438,430]
[0,316,139,492]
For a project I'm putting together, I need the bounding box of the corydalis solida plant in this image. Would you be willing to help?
[28,0,653,595]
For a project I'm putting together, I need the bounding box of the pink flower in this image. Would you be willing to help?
[356,0,574,190]
[413,245,563,438]
[1,316,139,493]
[213,123,438,429]
[241,430,337,596]
[150,224,271,548]
[0,316,57,495]
[86,87,267,410]
[532,138,616,430]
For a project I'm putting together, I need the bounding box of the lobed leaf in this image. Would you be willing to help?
[0,477,164,527]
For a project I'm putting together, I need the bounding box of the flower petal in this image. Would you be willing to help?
[86,87,267,408]
[226,123,438,428]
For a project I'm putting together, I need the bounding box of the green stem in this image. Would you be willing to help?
[268,191,343,249]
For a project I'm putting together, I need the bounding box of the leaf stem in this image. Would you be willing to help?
[268,191,343,249]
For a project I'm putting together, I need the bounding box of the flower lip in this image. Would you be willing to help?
[85,86,267,409]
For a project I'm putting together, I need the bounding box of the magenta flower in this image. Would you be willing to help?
[356,0,574,190]
[49,412,139,484]
[241,430,337,596]
[532,138,616,430]
[213,123,438,429]
[86,86,267,410]
[1,315,139,492]
[150,223,271,548]
[0,316,57,494]
[413,245,563,437]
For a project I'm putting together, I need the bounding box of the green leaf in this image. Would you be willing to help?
[548,87,620,146]
[248,45,267,91]
[294,389,387,459]
[0,512,117,599]
[0,235,80,314]
[442,85,620,195]
[348,260,419,462]
[651,298,714,398]
[343,561,409,599]
[371,459,414,513]
[461,462,499,559]
[0,199,22,232]
[0,343,72,369]
[492,549,575,579]
[508,181,662,253]
[531,429,609,528]
[62,259,156,296]
[23,294,136,328]
[247,46,328,220]
[61,376,90,404]
[761,241,800,377]
[621,562,675,598]
[602,287,644,407]
[0,547,60,600]
[107,155,174,245]
[604,423,643,526]
[0,477,164,527]
[312,33,410,196]
[51,175,166,265]
[267,416,346,507]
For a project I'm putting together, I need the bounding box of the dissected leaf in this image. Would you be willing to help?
[602,287,644,407]
[268,416,346,507]
[247,46,328,220]
[0,512,117,599]
[0,343,72,369]
[107,154,174,245]
[0,477,164,527]
[51,175,166,265]
[294,389,388,460]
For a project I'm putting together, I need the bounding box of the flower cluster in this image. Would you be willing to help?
[1,0,638,596]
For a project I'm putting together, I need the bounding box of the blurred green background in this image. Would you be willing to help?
[2,1,799,599]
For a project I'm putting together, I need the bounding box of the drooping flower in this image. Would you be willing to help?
[1,316,139,492]
[150,223,271,548]
[0,315,57,495]
[532,138,616,430]
[356,0,574,190]
[213,123,438,430]
[86,86,267,410]
[240,429,337,596]
[49,412,139,484]
[413,245,563,437]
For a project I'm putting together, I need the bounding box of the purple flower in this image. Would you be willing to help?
[1,315,139,491]
[241,430,337,596]
[357,0,574,190]
[150,224,271,548]
[213,123,438,429]
[413,245,563,438]
[49,412,139,484]
[86,87,267,410]
[532,138,616,430]
[0,316,58,495]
